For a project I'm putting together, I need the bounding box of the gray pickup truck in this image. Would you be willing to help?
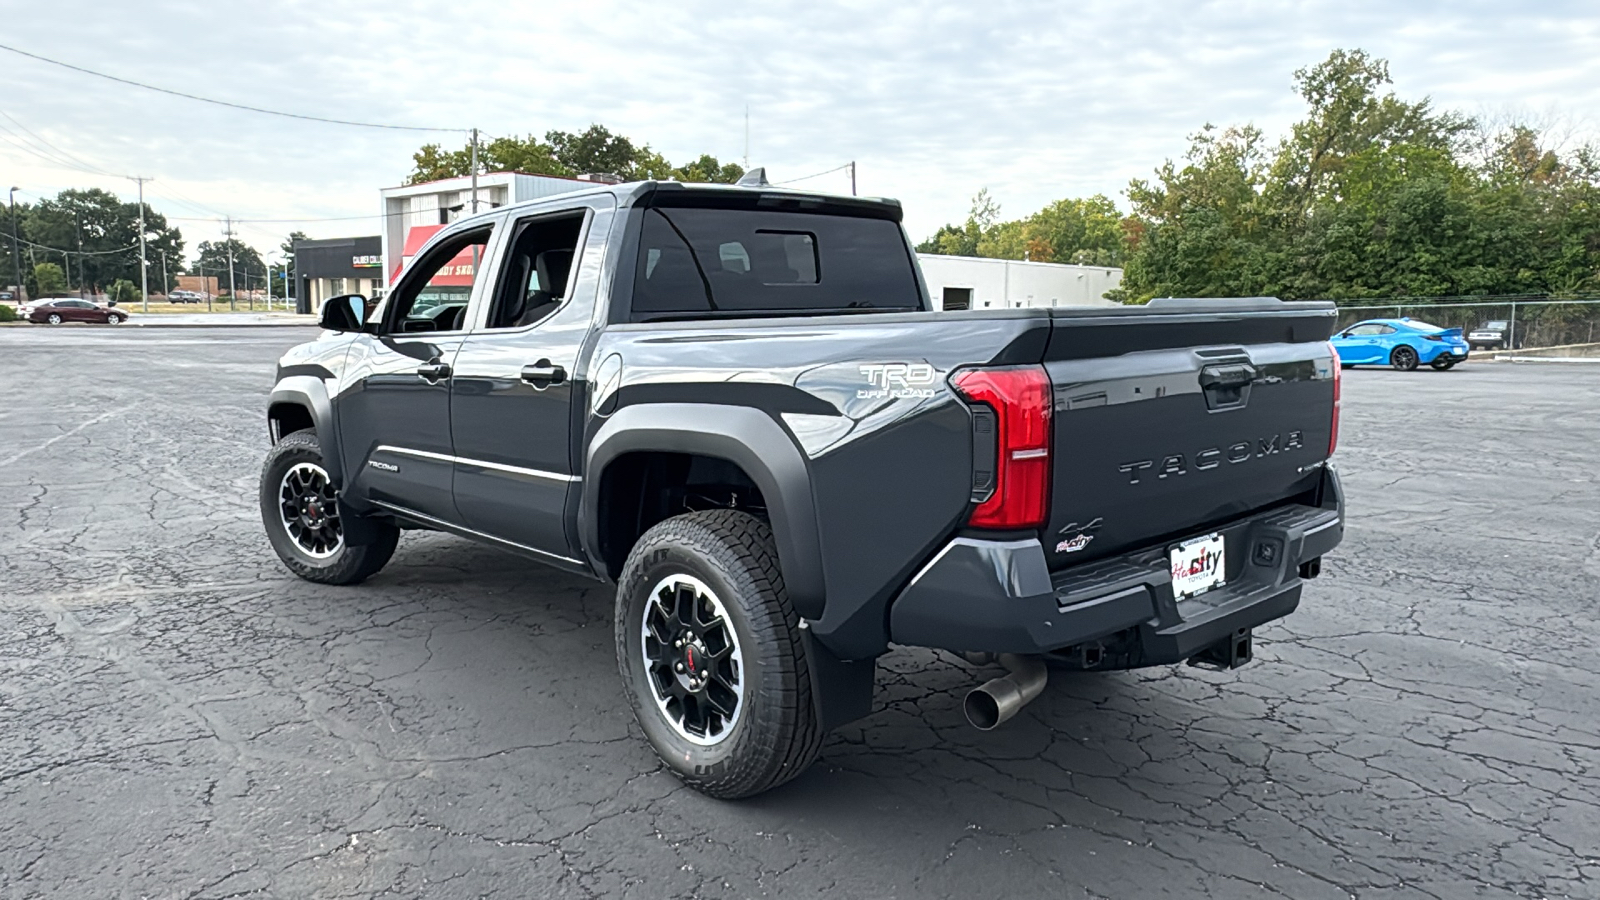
[261,178,1344,798]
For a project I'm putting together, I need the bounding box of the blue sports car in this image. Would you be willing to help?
[1330,318,1471,371]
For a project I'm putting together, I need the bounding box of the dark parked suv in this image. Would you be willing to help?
[261,178,1345,798]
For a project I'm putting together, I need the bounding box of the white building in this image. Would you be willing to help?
[917,254,1122,310]
[377,171,598,293]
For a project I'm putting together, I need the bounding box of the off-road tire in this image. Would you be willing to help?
[260,429,398,585]
[1391,345,1419,371]
[615,509,824,799]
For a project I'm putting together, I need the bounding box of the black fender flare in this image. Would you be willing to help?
[267,376,388,546]
[582,403,826,621]
[269,376,341,483]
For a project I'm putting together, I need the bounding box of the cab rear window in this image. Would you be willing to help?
[629,206,922,320]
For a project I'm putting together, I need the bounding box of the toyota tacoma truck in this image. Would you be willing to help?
[261,176,1344,799]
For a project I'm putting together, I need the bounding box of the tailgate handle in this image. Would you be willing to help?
[1199,363,1257,410]
[1199,363,1257,389]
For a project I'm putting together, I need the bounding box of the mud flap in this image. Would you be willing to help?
[802,624,876,730]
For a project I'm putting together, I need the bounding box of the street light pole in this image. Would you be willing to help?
[7,187,20,301]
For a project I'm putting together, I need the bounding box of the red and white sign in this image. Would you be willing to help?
[391,225,478,287]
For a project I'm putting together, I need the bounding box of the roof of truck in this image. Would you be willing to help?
[451,179,904,228]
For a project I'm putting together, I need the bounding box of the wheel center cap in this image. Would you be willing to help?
[676,636,708,690]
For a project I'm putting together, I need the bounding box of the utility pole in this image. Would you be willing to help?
[132,176,151,312]
[223,217,237,311]
[159,249,168,301]
[744,105,749,169]
[470,127,480,215]
[74,210,85,297]
[849,161,857,196]
[9,187,23,301]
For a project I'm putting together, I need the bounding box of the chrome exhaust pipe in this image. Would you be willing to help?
[963,653,1048,731]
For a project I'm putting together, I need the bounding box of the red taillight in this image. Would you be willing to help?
[952,365,1052,529]
[1327,341,1341,456]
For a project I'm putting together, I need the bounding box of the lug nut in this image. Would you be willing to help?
[675,662,685,673]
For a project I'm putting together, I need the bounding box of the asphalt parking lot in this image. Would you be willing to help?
[2,327,1597,899]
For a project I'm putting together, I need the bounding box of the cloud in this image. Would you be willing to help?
[2,0,1596,255]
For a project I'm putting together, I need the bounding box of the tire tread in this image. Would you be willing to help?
[615,509,824,799]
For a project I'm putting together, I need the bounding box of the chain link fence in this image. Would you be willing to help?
[1333,298,1600,350]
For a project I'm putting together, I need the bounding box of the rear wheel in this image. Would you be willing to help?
[260,429,399,585]
[1390,345,1419,371]
[615,509,823,799]
[46,313,62,325]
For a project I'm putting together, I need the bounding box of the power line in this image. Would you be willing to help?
[0,108,127,178]
[772,162,853,186]
[0,120,122,179]
[0,41,466,133]
[13,233,139,256]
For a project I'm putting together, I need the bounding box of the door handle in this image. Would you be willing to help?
[416,361,452,384]
[521,361,566,387]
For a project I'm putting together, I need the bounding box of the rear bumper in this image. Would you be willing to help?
[888,466,1344,665]
[1421,344,1470,362]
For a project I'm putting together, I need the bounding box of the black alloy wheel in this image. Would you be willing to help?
[641,573,745,745]
[278,461,343,559]
[1391,345,1419,371]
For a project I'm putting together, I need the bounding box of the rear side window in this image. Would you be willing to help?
[630,207,921,319]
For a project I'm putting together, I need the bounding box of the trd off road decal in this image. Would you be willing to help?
[858,363,937,399]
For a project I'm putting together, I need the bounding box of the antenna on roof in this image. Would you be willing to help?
[736,167,769,187]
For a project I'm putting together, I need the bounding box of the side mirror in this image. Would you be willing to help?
[319,294,367,332]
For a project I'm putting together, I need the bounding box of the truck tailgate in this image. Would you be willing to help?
[1042,299,1338,570]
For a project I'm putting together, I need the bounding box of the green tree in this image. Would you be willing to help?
[195,238,264,295]
[671,154,745,184]
[405,127,743,185]
[33,262,66,295]
[22,188,184,293]
[109,278,141,305]
[277,231,309,298]
[917,189,1000,256]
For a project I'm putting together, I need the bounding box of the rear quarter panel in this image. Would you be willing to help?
[585,312,1052,659]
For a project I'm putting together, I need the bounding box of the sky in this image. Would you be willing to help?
[1,0,1597,262]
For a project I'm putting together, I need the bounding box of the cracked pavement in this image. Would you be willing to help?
[1,327,1596,899]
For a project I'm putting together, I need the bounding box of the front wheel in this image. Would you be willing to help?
[615,510,824,799]
[260,429,399,584]
[1391,345,1419,371]
[106,313,123,324]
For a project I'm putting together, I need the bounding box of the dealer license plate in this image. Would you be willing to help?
[1170,533,1226,599]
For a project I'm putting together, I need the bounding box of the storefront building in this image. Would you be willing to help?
[292,235,385,314]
